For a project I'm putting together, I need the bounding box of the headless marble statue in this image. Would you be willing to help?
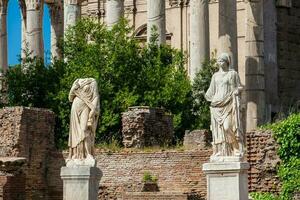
[205,53,245,162]
[66,78,100,167]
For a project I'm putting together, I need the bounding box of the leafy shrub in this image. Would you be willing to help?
[2,19,193,148]
[264,113,300,200]
[142,171,158,183]
[55,18,193,146]
[250,192,279,200]
[191,52,218,130]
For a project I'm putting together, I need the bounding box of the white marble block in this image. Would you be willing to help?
[203,162,250,200]
[60,166,102,200]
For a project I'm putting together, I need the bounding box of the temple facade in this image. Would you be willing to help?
[0,0,299,131]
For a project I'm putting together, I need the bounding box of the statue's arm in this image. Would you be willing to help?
[205,75,215,102]
[68,79,80,102]
[233,71,243,95]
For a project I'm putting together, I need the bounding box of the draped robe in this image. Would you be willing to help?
[205,70,242,157]
[68,78,100,159]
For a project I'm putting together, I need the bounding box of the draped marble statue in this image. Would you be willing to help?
[205,53,245,162]
[66,78,100,167]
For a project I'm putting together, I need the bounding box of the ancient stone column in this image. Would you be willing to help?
[147,0,166,44]
[218,0,238,70]
[26,0,44,58]
[189,0,210,81]
[0,0,8,74]
[49,2,63,59]
[106,0,124,28]
[64,0,81,32]
[19,0,27,59]
[245,0,266,131]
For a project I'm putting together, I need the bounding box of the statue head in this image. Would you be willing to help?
[217,53,231,71]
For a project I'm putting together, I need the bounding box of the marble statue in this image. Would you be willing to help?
[205,53,245,162]
[66,78,100,167]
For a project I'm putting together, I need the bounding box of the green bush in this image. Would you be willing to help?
[250,192,280,200]
[2,19,194,148]
[142,171,158,183]
[191,52,218,130]
[262,113,300,200]
[58,18,192,145]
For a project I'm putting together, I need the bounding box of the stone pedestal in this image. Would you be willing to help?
[60,166,102,200]
[203,162,249,200]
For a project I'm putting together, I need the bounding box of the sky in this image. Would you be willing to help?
[7,0,51,65]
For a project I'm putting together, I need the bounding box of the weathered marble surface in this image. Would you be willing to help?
[203,162,249,200]
[25,0,44,58]
[49,2,63,59]
[66,78,100,167]
[64,0,81,31]
[106,0,124,28]
[0,0,8,73]
[245,0,266,132]
[147,0,166,44]
[189,0,210,81]
[218,0,238,70]
[205,53,245,162]
[61,166,102,200]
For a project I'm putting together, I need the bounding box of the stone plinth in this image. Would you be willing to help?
[203,162,249,200]
[60,166,102,200]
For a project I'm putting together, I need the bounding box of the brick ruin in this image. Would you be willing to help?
[122,107,173,148]
[0,107,282,200]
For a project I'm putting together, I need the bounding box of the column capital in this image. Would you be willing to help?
[25,0,44,10]
[0,0,9,14]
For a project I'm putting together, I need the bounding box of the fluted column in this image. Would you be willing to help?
[147,0,166,44]
[245,0,265,131]
[49,1,63,59]
[19,0,27,59]
[189,0,210,81]
[0,0,8,74]
[64,0,80,32]
[106,0,124,28]
[26,0,44,58]
[218,0,238,70]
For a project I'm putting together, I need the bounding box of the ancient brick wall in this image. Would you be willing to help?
[0,107,56,200]
[122,192,189,200]
[0,107,282,200]
[122,107,173,148]
[247,130,281,193]
[0,173,26,200]
[276,2,300,108]
[96,150,211,200]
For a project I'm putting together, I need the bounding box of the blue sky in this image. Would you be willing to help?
[7,0,51,65]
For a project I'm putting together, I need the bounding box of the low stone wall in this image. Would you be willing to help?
[123,192,189,200]
[0,107,282,199]
[0,107,56,200]
[96,150,211,199]
[0,157,27,200]
[122,107,173,148]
